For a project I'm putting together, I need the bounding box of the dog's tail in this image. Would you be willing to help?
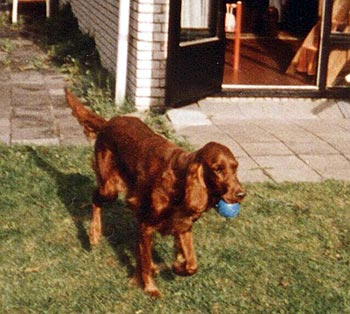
[65,88,107,139]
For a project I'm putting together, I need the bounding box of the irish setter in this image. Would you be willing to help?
[65,89,246,297]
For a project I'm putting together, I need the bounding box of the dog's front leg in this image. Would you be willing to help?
[137,223,161,297]
[173,231,198,276]
[90,191,103,246]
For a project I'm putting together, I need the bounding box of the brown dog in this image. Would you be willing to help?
[65,89,245,297]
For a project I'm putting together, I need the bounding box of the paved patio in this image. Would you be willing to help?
[167,97,350,183]
[1,36,350,183]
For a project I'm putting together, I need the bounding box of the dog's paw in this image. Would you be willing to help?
[89,232,100,246]
[144,285,162,298]
[130,274,162,297]
[129,273,142,287]
[172,261,197,277]
[89,223,101,246]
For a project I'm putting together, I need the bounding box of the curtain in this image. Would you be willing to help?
[181,0,210,28]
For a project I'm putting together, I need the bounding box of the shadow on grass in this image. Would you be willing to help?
[28,147,144,278]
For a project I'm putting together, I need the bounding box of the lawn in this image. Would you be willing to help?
[1,145,350,314]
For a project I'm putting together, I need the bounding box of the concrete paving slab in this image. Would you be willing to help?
[0,51,7,63]
[310,98,345,119]
[0,134,10,145]
[166,108,211,131]
[317,131,350,143]
[10,71,45,85]
[279,99,319,119]
[58,119,90,146]
[219,122,281,143]
[56,117,85,133]
[11,95,50,108]
[240,141,293,156]
[294,119,348,133]
[0,118,10,145]
[0,69,11,82]
[49,88,66,96]
[0,118,10,128]
[286,141,339,155]
[60,136,90,146]
[11,115,54,130]
[240,168,271,183]
[236,156,271,183]
[11,125,57,140]
[253,155,322,182]
[300,154,350,180]
[175,125,248,157]
[12,85,48,95]
[339,121,350,132]
[252,119,301,132]
[337,99,350,118]
[12,137,60,146]
[236,98,285,119]
[51,95,70,109]
[44,74,67,88]
[53,107,75,119]
[267,129,320,143]
[327,141,350,155]
[198,99,247,120]
[0,87,11,108]
[176,125,224,147]
[0,109,11,120]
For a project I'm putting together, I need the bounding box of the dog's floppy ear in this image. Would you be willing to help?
[184,162,208,213]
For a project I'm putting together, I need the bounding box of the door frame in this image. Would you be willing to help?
[165,0,350,103]
[165,0,226,107]
[221,0,350,98]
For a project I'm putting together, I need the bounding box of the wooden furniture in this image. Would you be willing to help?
[287,0,350,85]
[226,1,242,71]
[12,0,50,23]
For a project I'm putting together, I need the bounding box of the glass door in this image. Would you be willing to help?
[325,0,350,91]
[223,0,321,88]
[166,0,226,106]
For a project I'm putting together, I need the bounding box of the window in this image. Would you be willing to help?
[180,0,217,43]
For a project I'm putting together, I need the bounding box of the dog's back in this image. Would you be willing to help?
[65,89,182,190]
[96,115,182,187]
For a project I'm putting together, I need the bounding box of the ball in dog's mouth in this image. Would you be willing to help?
[216,200,241,218]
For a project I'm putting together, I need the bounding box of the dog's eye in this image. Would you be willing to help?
[213,165,224,174]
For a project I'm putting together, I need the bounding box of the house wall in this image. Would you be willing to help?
[128,0,169,110]
[60,0,170,111]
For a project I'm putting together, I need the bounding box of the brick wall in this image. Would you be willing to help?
[60,0,119,74]
[60,0,170,111]
[128,0,169,110]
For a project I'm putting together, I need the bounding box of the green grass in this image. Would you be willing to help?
[1,145,350,313]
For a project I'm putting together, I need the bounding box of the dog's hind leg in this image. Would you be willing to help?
[89,174,125,246]
[90,194,103,246]
[90,144,127,246]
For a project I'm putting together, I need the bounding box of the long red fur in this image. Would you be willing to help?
[65,88,245,297]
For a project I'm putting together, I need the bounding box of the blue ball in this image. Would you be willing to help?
[216,200,241,218]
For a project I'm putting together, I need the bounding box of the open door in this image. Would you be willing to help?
[165,0,225,107]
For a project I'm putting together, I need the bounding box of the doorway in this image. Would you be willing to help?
[223,0,320,86]
[165,0,225,106]
[165,0,350,107]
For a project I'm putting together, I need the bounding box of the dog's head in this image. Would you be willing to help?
[185,142,246,213]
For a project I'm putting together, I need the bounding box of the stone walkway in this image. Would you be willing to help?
[0,37,88,146]
[1,35,350,183]
[167,98,350,183]
[0,69,88,146]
